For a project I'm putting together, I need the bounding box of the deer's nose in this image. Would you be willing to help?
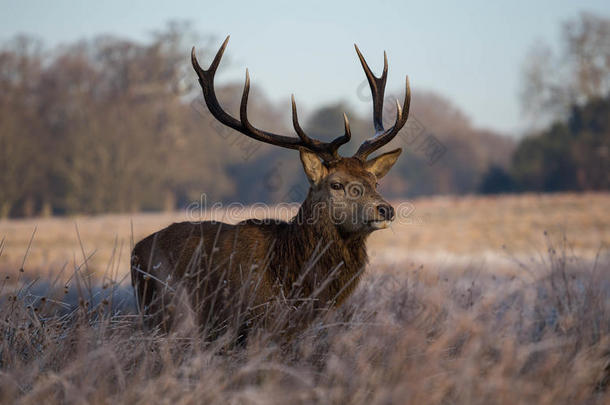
[377,204,395,221]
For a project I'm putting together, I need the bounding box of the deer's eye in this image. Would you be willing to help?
[330,182,343,190]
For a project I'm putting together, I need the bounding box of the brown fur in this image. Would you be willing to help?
[131,155,399,337]
[132,38,410,338]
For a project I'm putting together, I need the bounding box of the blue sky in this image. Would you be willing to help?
[1,0,609,136]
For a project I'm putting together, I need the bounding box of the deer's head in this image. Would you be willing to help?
[192,37,410,235]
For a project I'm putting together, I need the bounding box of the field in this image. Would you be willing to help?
[1,192,608,278]
[1,193,609,404]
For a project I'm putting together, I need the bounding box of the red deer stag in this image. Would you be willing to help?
[131,36,410,338]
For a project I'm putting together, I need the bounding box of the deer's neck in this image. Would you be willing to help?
[271,195,369,306]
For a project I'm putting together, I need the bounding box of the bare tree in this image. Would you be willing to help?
[521,12,610,121]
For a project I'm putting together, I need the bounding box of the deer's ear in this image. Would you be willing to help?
[300,149,328,185]
[365,148,402,179]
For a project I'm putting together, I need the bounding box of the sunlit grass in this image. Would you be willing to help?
[1,193,608,281]
[0,234,608,404]
[1,193,609,403]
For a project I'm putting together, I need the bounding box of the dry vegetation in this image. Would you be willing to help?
[1,193,610,404]
[0,193,608,279]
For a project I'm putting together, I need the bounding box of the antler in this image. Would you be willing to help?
[191,36,351,162]
[353,45,411,160]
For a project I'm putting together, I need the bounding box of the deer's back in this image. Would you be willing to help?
[131,220,287,330]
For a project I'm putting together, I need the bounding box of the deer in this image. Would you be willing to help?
[131,36,410,340]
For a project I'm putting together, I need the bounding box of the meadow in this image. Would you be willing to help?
[1,192,609,404]
[1,192,608,279]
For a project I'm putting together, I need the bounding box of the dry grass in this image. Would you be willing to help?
[1,241,609,404]
[1,193,609,404]
[1,193,608,280]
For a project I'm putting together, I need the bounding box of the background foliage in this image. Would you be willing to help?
[0,14,608,218]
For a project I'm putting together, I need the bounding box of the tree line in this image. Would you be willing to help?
[0,14,607,218]
[480,13,609,194]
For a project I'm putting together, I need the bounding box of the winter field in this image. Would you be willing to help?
[1,192,609,404]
